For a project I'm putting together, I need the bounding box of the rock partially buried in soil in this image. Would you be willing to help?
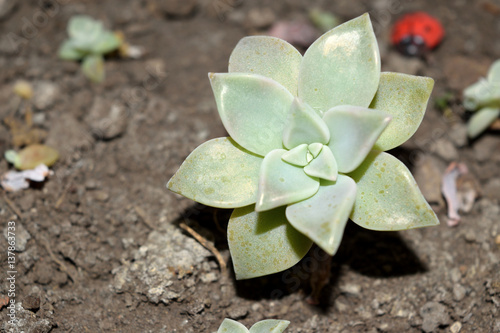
[33,81,60,110]
[160,0,197,17]
[86,97,128,140]
[111,223,212,305]
[419,301,451,333]
[23,294,40,312]
[0,0,17,20]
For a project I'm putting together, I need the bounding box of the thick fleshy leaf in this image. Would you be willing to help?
[229,36,302,95]
[209,73,294,156]
[256,149,319,212]
[323,106,391,173]
[282,144,309,166]
[286,175,356,255]
[68,15,103,40]
[218,319,248,333]
[349,151,439,230]
[250,320,290,333]
[463,79,499,110]
[81,54,105,83]
[487,59,500,83]
[303,145,338,181]
[308,143,323,157]
[91,31,121,54]
[58,40,86,60]
[371,72,434,151]
[298,13,380,113]
[167,137,262,208]
[282,98,330,149]
[228,205,313,279]
[467,107,500,138]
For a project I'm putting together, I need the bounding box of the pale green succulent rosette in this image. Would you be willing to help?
[168,13,438,280]
[58,15,121,83]
[217,318,290,333]
[463,59,500,138]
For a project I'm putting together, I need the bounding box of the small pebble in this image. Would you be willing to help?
[450,321,462,333]
[453,283,467,301]
[495,235,500,246]
[23,294,40,311]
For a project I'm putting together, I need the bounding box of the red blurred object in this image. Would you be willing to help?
[391,12,444,57]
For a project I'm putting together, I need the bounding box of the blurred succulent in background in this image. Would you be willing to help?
[168,13,439,280]
[58,15,121,83]
[463,59,500,138]
[217,319,289,333]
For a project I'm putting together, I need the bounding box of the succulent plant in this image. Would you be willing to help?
[463,59,500,138]
[217,319,289,333]
[168,13,439,279]
[58,15,121,83]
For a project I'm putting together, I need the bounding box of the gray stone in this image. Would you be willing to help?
[453,283,467,301]
[1,302,52,333]
[419,302,451,333]
[473,135,500,163]
[448,124,468,148]
[160,0,197,17]
[431,138,459,161]
[86,97,128,140]
[33,81,59,110]
[483,178,500,201]
[413,155,445,205]
[3,222,31,252]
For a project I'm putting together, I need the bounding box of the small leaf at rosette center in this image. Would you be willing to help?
[286,175,356,255]
[282,98,330,149]
[323,105,391,173]
[308,142,323,158]
[303,145,338,181]
[256,149,319,212]
[282,144,309,166]
[228,206,313,279]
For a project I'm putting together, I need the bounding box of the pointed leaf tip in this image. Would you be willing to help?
[349,151,439,231]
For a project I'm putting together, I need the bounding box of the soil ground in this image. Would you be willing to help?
[0,0,500,332]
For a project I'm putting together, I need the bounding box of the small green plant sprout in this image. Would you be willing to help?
[168,13,439,280]
[58,15,121,83]
[463,59,500,138]
[217,319,289,333]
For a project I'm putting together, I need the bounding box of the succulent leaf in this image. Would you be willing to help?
[58,40,87,60]
[228,205,313,279]
[371,72,434,151]
[303,146,338,181]
[323,105,391,173]
[81,54,105,83]
[467,107,500,138]
[298,13,380,113]
[229,36,302,96]
[249,320,291,333]
[256,149,319,212]
[282,144,309,166]
[209,73,294,156]
[218,319,249,333]
[349,151,439,230]
[286,175,356,255]
[282,98,330,149]
[167,137,262,208]
[487,59,500,83]
[91,31,121,54]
